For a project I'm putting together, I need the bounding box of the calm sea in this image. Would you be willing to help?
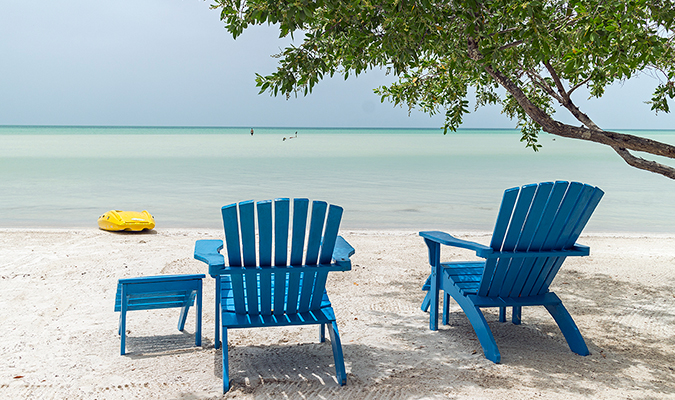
[1,126,674,233]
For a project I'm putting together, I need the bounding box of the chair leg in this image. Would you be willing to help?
[118,313,123,336]
[453,296,501,363]
[222,328,230,393]
[327,321,347,386]
[177,291,194,331]
[215,277,221,350]
[320,323,326,343]
[120,286,128,355]
[421,288,431,312]
[442,293,450,325]
[544,301,590,356]
[196,285,202,347]
[499,307,507,322]
[420,274,434,312]
[429,265,441,331]
[512,306,522,325]
[119,309,127,356]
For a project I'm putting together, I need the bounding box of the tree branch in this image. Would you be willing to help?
[525,69,563,103]
[568,77,592,96]
[468,38,675,179]
[544,61,601,130]
[612,146,675,179]
[498,40,524,52]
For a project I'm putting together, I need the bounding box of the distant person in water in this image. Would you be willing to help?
[283,132,298,141]
[250,128,254,136]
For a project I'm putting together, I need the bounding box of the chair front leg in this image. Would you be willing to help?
[196,283,203,347]
[214,277,221,350]
[424,239,441,331]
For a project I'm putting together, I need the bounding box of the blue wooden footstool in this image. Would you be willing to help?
[114,274,205,355]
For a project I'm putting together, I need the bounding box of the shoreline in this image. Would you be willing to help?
[2,226,674,236]
[2,229,674,399]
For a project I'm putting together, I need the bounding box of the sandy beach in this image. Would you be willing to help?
[1,228,674,399]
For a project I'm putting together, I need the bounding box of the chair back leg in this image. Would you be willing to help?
[195,285,202,347]
[120,286,128,355]
[327,321,347,386]
[222,328,230,392]
[544,300,590,356]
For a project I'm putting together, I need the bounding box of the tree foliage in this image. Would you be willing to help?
[213,0,675,179]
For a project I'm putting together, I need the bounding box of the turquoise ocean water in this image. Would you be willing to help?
[1,126,674,233]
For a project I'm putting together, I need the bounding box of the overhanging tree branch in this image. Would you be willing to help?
[215,0,675,181]
[472,39,675,178]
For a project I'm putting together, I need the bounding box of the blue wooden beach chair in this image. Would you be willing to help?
[114,274,205,355]
[194,198,355,392]
[421,181,603,363]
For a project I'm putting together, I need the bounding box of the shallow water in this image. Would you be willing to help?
[1,126,674,233]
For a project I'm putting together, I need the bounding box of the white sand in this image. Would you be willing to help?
[1,229,674,399]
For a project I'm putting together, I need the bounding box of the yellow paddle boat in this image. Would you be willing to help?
[98,210,155,231]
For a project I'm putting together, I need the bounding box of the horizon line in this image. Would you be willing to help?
[1,124,672,132]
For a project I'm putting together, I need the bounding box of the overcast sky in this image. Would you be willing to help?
[2,0,675,129]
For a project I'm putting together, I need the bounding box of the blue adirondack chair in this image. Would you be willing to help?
[194,198,355,392]
[114,274,205,355]
[421,181,603,363]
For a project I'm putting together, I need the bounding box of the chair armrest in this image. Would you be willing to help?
[119,274,205,285]
[419,231,494,258]
[486,244,591,259]
[332,235,355,269]
[194,240,225,276]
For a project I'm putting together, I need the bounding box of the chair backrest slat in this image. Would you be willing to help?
[286,269,301,314]
[489,188,519,250]
[320,205,343,264]
[230,274,247,313]
[562,186,604,248]
[500,184,537,251]
[305,201,328,265]
[309,270,330,310]
[529,182,570,250]
[244,271,259,314]
[535,257,567,295]
[257,200,273,267]
[273,269,286,315]
[239,200,257,267]
[540,182,584,250]
[274,199,290,266]
[221,204,241,267]
[479,181,603,298]
[256,200,273,314]
[259,272,272,315]
[517,182,554,251]
[290,198,309,265]
[298,269,317,312]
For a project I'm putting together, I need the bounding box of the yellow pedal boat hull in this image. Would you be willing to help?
[98,210,155,231]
